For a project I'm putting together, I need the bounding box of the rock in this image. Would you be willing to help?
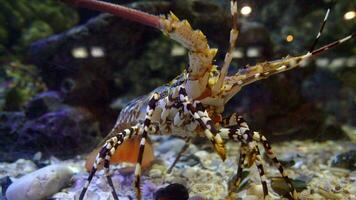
[17,106,101,158]
[25,91,63,119]
[0,112,26,161]
[154,183,189,200]
[0,105,101,161]
[0,176,12,196]
[6,164,74,200]
[331,150,356,170]
[0,112,25,135]
[0,159,38,178]
[156,138,186,154]
[271,177,307,197]
[188,196,206,200]
[246,184,264,199]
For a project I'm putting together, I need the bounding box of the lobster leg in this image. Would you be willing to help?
[79,126,140,200]
[221,127,272,198]
[252,130,299,199]
[134,92,160,200]
[227,143,247,196]
[222,114,250,195]
[253,145,269,197]
[178,86,227,160]
[167,137,191,173]
[219,113,298,199]
[175,88,272,198]
[211,0,239,95]
[104,156,119,200]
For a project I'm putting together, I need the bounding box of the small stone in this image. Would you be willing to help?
[331,150,356,170]
[32,152,42,161]
[188,196,206,200]
[149,168,163,179]
[181,167,196,179]
[243,195,260,200]
[1,159,38,178]
[246,184,264,198]
[271,177,307,197]
[6,164,74,200]
[25,91,63,119]
[74,190,101,200]
[178,154,200,167]
[156,138,186,154]
[0,176,12,195]
[154,183,189,200]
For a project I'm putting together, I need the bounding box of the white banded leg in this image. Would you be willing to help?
[228,143,247,196]
[79,126,139,200]
[253,145,269,197]
[134,92,160,200]
[252,131,298,199]
[178,86,227,160]
[218,124,269,197]
[220,114,297,199]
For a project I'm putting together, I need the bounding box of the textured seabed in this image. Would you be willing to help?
[1,139,355,200]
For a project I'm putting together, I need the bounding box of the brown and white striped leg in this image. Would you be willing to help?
[228,143,247,196]
[103,159,118,200]
[253,145,269,197]
[221,113,297,198]
[79,126,139,200]
[167,137,191,173]
[178,86,227,160]
[252,131,298,199]
[134,92,160,200]
[221,127,270,197]
[222,112,249,129]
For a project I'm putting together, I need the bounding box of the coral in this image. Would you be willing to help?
[0,61,46,111]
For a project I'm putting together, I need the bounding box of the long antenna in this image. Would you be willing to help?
[308,8,330,53]
[63,0,161,29]
[310,33,355,56]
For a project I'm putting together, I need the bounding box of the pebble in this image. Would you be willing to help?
[149,168,163,179]
[156,138,186,154]
[331,150,356,170]
[188,196,206,200]
[0,176,12,195]
[246,184,264,199]
[6,164,74,200]
[0,159,37,178]
[177,154,201,168]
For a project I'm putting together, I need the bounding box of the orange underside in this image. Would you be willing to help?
[85,136,155,172]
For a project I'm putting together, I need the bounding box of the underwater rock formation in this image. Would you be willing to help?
[0,91,101,161]
[25,91,63,119]
[6,164,74,200]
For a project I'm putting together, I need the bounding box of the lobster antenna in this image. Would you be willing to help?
[63,0,161,29]
[310,32,355,57]
[308,8,330,53]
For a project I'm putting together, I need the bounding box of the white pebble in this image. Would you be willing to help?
[6,164,74,200]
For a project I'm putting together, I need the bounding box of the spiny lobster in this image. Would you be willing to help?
[63,0,354,199]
